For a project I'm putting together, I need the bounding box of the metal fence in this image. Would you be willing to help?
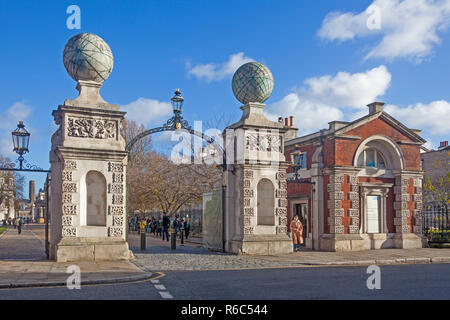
[423,204,449,243]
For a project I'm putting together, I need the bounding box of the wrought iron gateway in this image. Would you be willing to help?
[124,89,227,243]
[125,89,226,167]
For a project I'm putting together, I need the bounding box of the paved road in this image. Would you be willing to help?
[0,225,46,261]
[0,263,449,300]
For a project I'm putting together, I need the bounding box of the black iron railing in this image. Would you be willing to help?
[423,204,449,243]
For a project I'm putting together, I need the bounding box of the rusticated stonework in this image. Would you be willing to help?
[109,162,123,173]
[67,117,116,139]
[113,216,124,226]
[62,227,77,237]
[276,226,287,235]
[243,226,254,235]
[109,205,124,215]
[62,171,73,181]
[112,173,124,183]
[64,160,77,170]
[63,204,77,215]
[243,170,253,179]
[62,183,77,193]
[112,194,124,205]
[109,183,124,194]
[109,227,123,237]
[62,193,72,204]
[62,216,73,226]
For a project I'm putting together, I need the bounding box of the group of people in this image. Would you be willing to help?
[1,217,28,234]
[129,213,192,242]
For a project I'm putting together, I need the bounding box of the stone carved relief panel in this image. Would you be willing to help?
[245,133,282,152]
[109,205,124,215]
[62,193,72,204]
[108,227,123,237]
[112,194,124,205]
[64,160,77,170]
[62,183,77,193]
[63,204,77,215]
[62,227,77,237]
[62,171,73,181]
[109,162,124,173]
[109,183,124,194]
[67,117,116,139]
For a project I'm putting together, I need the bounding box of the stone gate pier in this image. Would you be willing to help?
[223,62,293,255]
[49,33,132,262]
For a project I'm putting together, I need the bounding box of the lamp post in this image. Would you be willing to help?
[171,89,184,130]
[11,121,30,170]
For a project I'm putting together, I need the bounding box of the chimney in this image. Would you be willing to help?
[439,141,448,149]
[289,116,294,127]
[285,117,289,126]
[367,102,385,115]
[278,117,283,124]
[29,180,35,204]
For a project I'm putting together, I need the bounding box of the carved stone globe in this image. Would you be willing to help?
[232,62,274,105]
[63,33,114,83]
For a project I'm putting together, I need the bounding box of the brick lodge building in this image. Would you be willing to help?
[283,102,427,251]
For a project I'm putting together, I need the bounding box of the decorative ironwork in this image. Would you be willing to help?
[423,204,449,243]
[125,89,226,169]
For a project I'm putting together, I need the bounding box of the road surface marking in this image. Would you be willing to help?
[159,291,173,299]
[151,280,160,283]
[154,284,166,290]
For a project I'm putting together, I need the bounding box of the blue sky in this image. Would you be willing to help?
[1,0,449,194]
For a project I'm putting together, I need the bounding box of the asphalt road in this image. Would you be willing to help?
[0,263,449,300]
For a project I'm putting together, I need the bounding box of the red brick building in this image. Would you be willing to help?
[284,102,426,251]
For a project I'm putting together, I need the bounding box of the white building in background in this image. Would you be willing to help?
[0,173,15,221]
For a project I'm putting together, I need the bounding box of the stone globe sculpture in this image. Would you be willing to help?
[63,33,114,83]
[232,62,274,105]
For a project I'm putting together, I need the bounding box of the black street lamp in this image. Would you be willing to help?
[171,88,184,113]
[11,121,30,170]
[288,145,315,185]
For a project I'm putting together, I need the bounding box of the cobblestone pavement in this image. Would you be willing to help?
[130,232,450,271]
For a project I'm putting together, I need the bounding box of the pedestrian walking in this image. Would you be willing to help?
[162,213,170,241]
[16,217,22,234]
[290,215,303,252]
[184,218,191,239]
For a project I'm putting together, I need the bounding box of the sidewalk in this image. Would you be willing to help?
[130,232,450,271]
[0,226,152,288]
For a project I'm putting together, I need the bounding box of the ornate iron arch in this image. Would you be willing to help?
[125,108,226,169]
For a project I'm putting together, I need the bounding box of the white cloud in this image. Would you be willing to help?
[318,0,450,61]
[187,52,254,82]
[122,98,172,127]
[384,100,450,134]
[265,65,391,134]
[0,102,33,156]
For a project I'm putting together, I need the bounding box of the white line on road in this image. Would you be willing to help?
[151,280,160,283]
[159,291,173,299]
[154,284,166,290]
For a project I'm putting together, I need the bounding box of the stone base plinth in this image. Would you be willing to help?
[228,235,293,255]
[53,238,133,262]
[394,233,424,249]
[319,233,424,251]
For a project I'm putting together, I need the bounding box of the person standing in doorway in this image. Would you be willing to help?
[162,213,170,242]
[290,215,303,252]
